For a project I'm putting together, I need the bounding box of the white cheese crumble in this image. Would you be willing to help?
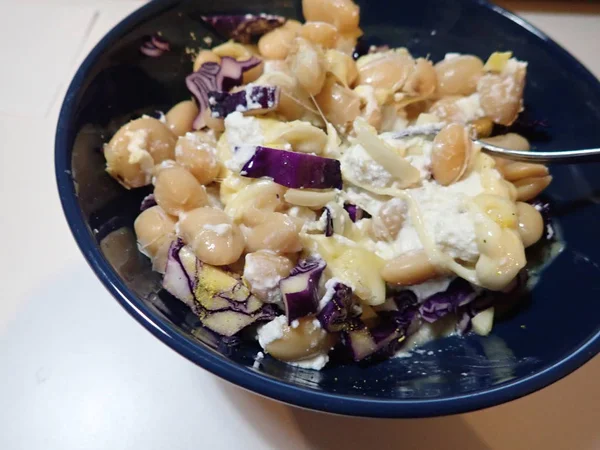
[444,52,461,60]
[224,112,264,172]
[123,129,154,183]
[319,278,345,311]
[373,172,484,262]
[289,353,329,370]
[257,315,287,348]
[253,351,264,369]
[341,143,394,188]
[243,253,284,304]
[454,93,485,123]
[202,223,232,236]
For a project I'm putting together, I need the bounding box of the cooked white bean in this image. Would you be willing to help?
[302,0,360,33]
[431,123,472,185]
[258,28,296,60]
[165,100,199,137]
[513,175,552,202]
[153,165,209,215]
[435,55,484,96]
[243,251,295,302]
[315,76,361,127]
[245,212,302,254]
[265,316,335,361]
[481,133,530,151]
[105,117,176,188]
[300,21,339,48]
[287,37,326,96]
[501,162,549,182]
[178,207,245,266]
[516,202,544,247]
[134,205,176,258]
[371,198,406,241]
[381,251,439,285]
[174,132,220,185]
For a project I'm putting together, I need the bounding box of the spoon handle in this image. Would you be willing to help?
[476,141,600,164]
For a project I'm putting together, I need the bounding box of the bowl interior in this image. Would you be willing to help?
[56,0,600,417]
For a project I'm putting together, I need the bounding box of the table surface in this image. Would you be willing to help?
[1,1,599,449]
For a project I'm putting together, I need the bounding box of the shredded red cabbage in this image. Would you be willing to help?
[344,203,370,222]
[419,278,477,323]
[280,258,326,323]
[140,34,170,57]
[139,193,157,212]
[202,14,286,44]
[240,146,343,189]
[208,85,279,118]
[186,56,262,129]
[316,282,356,332]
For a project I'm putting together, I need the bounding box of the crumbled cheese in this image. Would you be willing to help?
[405,153,432,180]
[253,351,264,369]
[244,84,272,111]
[502,58,528,76]
[257,315,287,348]
[444,52,461,60]
[454,94,485,123]
[374,172,484,262]
[289,353,329,370]
[125,129,149,162]
[243,253,284,304]
[291,320,300,329]
[224,112,264,172]
[318,277,345,310]
[202,223,232,236]
[341,143,394,188]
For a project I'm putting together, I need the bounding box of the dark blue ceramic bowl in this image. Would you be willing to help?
[55,0,600,417]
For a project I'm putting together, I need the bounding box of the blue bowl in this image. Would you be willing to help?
[55,0,600,417]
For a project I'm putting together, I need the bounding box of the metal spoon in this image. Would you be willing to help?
[391,125,600,164]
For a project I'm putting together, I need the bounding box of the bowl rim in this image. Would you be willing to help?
[55,0,600,418]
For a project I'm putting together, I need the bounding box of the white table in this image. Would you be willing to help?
[1,1,598,448]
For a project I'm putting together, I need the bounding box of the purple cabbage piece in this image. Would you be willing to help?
[419,278,477,323]
[240,146,343,189]
[316,282,356,332]
[208,85,279,118]
[140,33,170,57]
[323,207,334,237]
[186,56,262,129]
[456,270,528,334]
[163,240,280,337]
[343,203,370,222]
[202,14,286,44]
[162,240,195,309]
[280,258,327,323]
[341,319,377,361]
[341,304,420,362]
[140,193,157,212]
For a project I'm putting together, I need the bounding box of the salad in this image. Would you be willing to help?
[103,0,552,370]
